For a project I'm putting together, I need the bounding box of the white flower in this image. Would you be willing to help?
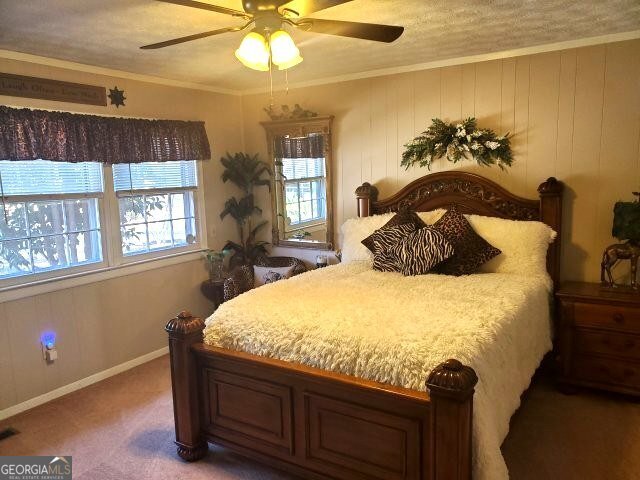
[470,142,480,151]
[463,144,469,151]
[466,135,471,142]
[456,128,466,137]
[456,123,463,129]
[485,141,500,150]
[472,131,482,138]
[434,143,442,149]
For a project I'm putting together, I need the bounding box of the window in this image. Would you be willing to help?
[0,158,203,288]
[282,157,326,226]
[0,160,104,280]
[113,161,198,256]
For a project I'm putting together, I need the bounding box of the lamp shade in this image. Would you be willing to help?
[235,32,270,71]
[270,30,303,70]
[612,200,640,241]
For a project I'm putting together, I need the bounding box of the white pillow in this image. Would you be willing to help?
[253,265,294,287]
[340,213,394,263]
[417,209,446,225]
[466,214,556,276]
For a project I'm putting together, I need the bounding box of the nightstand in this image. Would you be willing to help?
[200,278,226,310]
[556,282,640,396]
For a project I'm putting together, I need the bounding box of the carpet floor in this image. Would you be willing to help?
[1,355,639,479]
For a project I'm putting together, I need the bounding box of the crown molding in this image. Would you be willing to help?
[240,29,640,95]
[0,49,242,96]
[2,29,639,98]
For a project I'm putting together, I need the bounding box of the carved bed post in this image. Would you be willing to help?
[165,311,207,462]
[426,359,478,480]
[355,182,378,217]
[538,177,564,288]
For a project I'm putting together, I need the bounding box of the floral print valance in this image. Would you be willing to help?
[0,105,211,163]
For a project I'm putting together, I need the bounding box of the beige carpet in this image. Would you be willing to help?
[1,355,639,480]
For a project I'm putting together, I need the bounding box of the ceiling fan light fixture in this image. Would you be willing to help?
[269,30,303,70]
[235,31,270,71]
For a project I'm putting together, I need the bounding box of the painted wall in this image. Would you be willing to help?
[2,37,640,413]
[241,39,640,282]
[0,57,244,412]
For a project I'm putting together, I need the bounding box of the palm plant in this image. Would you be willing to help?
[219,152,272,267]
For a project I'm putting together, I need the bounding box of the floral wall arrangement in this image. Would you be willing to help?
[401,117,513,171]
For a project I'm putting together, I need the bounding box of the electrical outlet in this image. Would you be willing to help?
[45,347,58,362]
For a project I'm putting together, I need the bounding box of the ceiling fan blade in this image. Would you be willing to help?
[140,26,243,49]
[297,18,404,43]
[154,0,250,18]
[279,0,352,17]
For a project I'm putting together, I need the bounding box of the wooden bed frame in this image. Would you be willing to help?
[166,171,564,480]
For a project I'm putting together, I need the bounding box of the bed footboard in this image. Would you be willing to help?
[166,312,478,480]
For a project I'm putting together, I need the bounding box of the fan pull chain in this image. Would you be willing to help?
[267,32,274,108]
[0,171,8,224]
[285,69,289,96]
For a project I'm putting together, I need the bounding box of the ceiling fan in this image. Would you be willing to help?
[141,0,405,71]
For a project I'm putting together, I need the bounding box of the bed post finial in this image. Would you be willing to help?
[538,177,564,288]
[166,311,207,462]
[426,359,478,479]
[355,182,378,217]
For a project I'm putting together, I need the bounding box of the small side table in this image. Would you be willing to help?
[200,278,226,310]
[556,281,640,396]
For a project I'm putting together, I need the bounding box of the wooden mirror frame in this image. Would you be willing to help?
[261,115,334,250]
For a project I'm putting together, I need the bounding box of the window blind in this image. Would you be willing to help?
[113,160,197,191]
[0,160,103,196]
[282,158,325,180]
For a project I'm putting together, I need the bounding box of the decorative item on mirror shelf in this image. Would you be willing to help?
[291,230,311,240]
[601,191,640,291]
[264,104,318,120]
[219,152,272,268]
[401,117,512,171]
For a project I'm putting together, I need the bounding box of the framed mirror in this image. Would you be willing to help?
[261,115,334,250]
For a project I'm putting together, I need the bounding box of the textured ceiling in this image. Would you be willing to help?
[0,0,639,92]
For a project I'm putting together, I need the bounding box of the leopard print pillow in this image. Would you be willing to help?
[432,206,501,276]
[361,208,427,253]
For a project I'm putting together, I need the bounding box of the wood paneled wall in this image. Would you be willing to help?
[241,39,640,282]
[0,57,244,412]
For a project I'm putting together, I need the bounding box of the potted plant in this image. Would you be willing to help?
[219,152,272,268]
[203,249,230,281]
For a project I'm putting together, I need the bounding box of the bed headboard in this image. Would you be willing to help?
[355,171,564,287]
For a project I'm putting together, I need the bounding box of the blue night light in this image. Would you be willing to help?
[40,331,56,349]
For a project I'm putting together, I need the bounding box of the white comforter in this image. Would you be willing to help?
[204,262,553,480]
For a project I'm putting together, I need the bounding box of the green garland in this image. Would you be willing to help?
[401,117,513,171]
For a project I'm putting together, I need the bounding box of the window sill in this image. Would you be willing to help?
[0,249,206,303]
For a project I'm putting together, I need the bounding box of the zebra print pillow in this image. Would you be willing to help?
[370,223,418,272]
[389,227,454,276]
[361,209,427,253]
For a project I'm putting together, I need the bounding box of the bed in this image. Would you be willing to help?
[166,171,564,480]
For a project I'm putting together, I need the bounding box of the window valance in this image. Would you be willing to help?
[274,133,324,159]
[0,105,211,164]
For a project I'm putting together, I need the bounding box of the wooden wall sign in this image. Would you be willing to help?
[0,73,107,106]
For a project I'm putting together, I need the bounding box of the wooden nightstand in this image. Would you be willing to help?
[200,279,226,310]
[556,282,640,396]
